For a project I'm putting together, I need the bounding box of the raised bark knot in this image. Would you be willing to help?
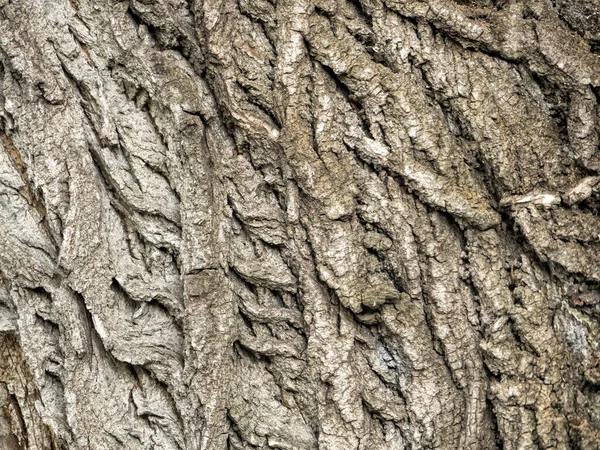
[499,191,561,210]
[563,176,600,206]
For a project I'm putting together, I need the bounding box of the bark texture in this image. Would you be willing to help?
[0,0,600,448]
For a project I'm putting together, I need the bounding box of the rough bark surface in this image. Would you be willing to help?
[0,0,600,448]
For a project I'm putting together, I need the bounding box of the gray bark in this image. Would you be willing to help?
[0,0,600,448]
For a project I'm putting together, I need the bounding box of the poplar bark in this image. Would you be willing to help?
[1,0,600,448]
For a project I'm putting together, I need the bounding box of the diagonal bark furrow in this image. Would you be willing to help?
[0,334,60,450]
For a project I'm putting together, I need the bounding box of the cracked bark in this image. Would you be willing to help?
[0,0,600,448]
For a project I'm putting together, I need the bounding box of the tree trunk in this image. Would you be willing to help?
[0,0,599,448]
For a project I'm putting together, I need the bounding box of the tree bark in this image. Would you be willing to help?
[0,0,599,448]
